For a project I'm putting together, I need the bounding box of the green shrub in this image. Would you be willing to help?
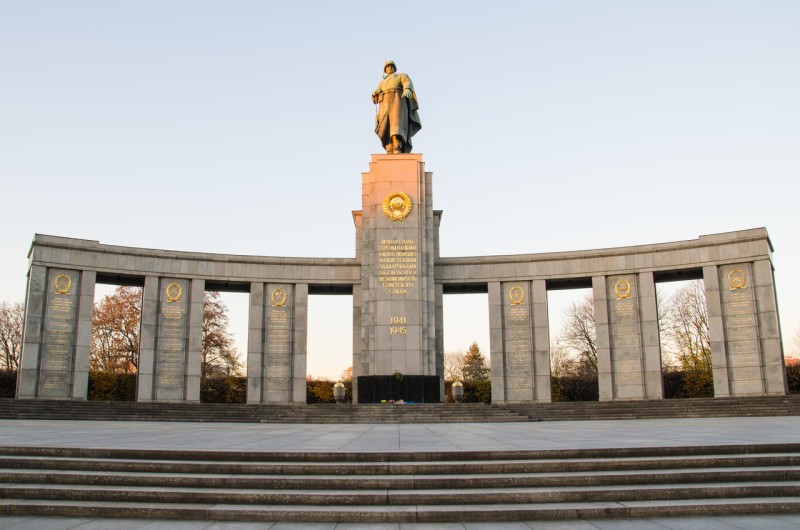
[0,370,17,398]
[551,374,599,402]
[87,371,136,401]
[201,376,246,403]
[444,380,491,403]
[787,364,800,394]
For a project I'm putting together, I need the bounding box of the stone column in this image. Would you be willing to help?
[752,259,787,394]
[71,270,96,400]
[186,279,204,402]
[531,280,551,402]
[638,272,663,399]
[718,263,766,396]
[703,265,730,397]
[263,283,294,403]
[153,278,190,401]
[17,265,47,398]
[500,281,534,402]
[488,281,506,402]
[292,283,308,404]
[31,268,84,399]
[246,282,265,404]
[593,275,614,401]
[137,276,159,402]
[351,285,361,403]
[17,267,90,399]
[434,282,445,401]
[606,274,646,400]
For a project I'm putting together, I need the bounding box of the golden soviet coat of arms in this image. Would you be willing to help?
[728,269,746,290]
[165,282,183,302]
[382,192,412,221]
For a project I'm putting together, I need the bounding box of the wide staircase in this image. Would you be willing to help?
[1,443,799,522]
[1,395,798,423]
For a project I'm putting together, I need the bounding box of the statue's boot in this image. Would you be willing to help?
[384,143,393,154]
[391,135,403,154]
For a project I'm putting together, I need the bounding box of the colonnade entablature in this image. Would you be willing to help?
[18,224,785,405]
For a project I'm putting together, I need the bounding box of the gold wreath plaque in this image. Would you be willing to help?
[165,282,183,302]
[615,279,632,299]
[728,269,746,290]
[271,287,287,307]
[509,286,525,305]
[382,192,412,221]
[54,274,72,295]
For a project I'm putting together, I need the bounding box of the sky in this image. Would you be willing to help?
[2,1,799,378]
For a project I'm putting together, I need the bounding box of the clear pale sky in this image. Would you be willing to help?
[2,2,799,378]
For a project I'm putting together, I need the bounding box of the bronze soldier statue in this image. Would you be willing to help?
[372,60,422,154]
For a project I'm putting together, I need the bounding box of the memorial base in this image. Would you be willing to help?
[356,375,440,404]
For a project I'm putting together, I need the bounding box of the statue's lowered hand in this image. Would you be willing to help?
[402,89,412,98]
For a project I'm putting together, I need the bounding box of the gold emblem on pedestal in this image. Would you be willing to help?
[165,282,183,302]
[271,287,287,307]
[728,269,746,290]
[54,274,72,295]
[382,192,412,221]
[615,279,632,299]
[509,286,525,305]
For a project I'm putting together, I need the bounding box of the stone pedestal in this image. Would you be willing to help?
[356,154,440,403]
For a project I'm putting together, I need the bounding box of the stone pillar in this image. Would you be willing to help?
[638,272,663,399]
[17,265,47,398]
[531,280,551,402]
[262,283,295,403]
[292,283,308,404]
[434,283,445,401]
[606,274,647,400]
[357,154,438,403]
[715,263,785,397]
[351,285,361,403]
[593,275,614,401]
[752,259,786,394]
[247,282,265,404]
[137,276,159,402]
[17,268,91,399]
[500,281,534,402]
[488,281,506,402]
[185,279,204,402]
[153,278,191,401]
[703,265,730,397]
[71,270,96,400]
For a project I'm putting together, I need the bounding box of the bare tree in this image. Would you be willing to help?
[789,327,800,359]
[91,287,142,372]
[550,340,578,378]
[202,291,242,377]
[660,280,711,370]
[0,302,23,371]
[559,295,597,373]
[444,351,466,382]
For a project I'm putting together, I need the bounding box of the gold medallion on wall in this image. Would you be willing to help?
[271,287,287,307]
[509,285,525,305]
[382,192,412,221]
[53,274,72,295]
[728,269,746,290]
[165,282,183,302]
[614,279,632,299]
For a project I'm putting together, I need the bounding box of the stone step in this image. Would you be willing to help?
[1,468,798,490]
[3,481,800,505]
[3,497,800,522]
[2,453,799,475]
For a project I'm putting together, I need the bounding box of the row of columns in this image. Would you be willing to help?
[489,260,786,403]
[17,267,309,403]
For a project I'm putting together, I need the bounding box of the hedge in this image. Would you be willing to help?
[443,380,491,403]
[88,371,136,401]
[201,376,246,404]
[0,370,17,398]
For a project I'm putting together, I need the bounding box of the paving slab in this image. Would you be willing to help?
[1,416,799,454]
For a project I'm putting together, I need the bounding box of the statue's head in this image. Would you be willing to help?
[384,60,397,74]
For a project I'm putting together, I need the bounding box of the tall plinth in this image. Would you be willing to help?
[354,154,440,403]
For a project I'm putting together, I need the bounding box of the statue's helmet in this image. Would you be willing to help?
[383,60,397,72]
